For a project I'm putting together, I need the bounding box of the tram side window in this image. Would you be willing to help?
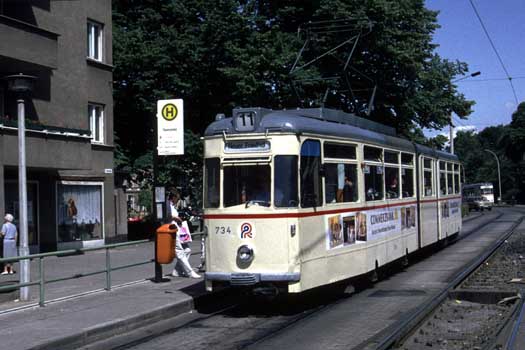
[364,165,384,201]
[274,156,298,207]
[364,146,382,162]
[325,163,358,203]
[423,159,433,196]
[402,168,414,197]
[300,140,322,208]
[204,158,220,208]
[447,163,454,194]
[454,164,461,195]
[440,170,447,195]
[385,166,400,199]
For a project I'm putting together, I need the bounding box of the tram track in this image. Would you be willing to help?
[368,210,525,350]
[84,208,522,350]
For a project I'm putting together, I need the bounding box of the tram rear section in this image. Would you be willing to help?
[202,107,463,294]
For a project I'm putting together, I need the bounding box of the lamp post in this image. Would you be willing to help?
[3,73,36,301]
[450,71,481,154]
[485,149,502,204]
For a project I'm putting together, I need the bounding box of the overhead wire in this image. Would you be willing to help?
[468,0,519,104]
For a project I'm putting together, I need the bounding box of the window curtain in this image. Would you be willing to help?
[58,185,102,225]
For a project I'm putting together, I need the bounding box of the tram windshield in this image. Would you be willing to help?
[223,164,271,207]
[481,188,493,195]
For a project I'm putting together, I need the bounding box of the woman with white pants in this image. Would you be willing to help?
[168,194,200,278]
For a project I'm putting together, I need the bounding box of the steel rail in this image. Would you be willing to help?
[369,211,524,350]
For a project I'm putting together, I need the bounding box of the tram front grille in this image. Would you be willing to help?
[230,273,260,286]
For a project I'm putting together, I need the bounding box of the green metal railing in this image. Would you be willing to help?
[0,239,153,307]
[0,231,206,308]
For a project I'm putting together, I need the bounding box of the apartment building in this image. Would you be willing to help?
[0,0,123,252]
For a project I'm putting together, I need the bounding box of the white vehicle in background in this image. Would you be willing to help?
[463,183,494,211]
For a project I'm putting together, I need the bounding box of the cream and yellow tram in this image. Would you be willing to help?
[203,107,462,294]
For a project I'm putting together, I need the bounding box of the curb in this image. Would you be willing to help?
[29,286,229,350]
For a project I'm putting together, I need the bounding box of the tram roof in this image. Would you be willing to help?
[204,107,458,161]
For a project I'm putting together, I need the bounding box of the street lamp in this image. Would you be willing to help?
[485,149,502,204]
[3,73,36,301]
[450,71,481,154]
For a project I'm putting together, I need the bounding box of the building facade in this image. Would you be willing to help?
[0,0,122,252]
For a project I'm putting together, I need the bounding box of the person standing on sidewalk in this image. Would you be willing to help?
[1,214,18,275]
[168,194,200,279]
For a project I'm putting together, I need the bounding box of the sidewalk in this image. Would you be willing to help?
[0,240,209,350]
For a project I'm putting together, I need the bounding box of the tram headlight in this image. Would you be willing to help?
[237,245,254,263]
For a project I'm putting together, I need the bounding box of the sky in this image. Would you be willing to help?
[425,0,525,138]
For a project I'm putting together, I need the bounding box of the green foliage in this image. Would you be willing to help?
[113,0,476,205]
[454,103,525,203]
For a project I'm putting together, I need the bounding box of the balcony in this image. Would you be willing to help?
[0,15,58,69]
[0,117,93,170]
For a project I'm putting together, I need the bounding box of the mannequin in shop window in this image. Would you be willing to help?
[67,198,78,240]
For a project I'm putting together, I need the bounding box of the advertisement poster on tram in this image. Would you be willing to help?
[326,205,416,250]
[449,199,461,217]
[401,206,417,229]
[366,207,401,241]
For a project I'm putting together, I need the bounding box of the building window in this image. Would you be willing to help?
[57,182,103,242]
[87,21,103,61]
[88,104,104,143]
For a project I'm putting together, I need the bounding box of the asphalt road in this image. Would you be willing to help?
[94,207,525,350]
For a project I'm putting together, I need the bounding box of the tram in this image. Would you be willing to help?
[463,183,494,211]
[202,107,462,294]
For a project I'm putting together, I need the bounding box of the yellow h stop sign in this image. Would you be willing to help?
[161,103,178,121]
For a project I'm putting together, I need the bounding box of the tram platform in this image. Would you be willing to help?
[0,240,209,350]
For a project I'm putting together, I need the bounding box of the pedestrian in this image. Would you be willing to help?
[1,214,18,275]
[168,194,200,279]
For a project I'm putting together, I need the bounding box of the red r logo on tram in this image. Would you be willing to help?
[240,223,253,239]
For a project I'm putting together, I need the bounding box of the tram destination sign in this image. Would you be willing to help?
[224,140,270,153]
[157,99,184,156]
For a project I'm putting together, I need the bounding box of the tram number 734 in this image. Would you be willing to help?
[215,226,232,235]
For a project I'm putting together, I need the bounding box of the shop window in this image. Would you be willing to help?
[364,165,384,201]
[300,140,322,207]
[88,104,104,143]
[57,183,103,242]
[274,155,298,207]
[204,158,220,208]
[325,163,358,203]
[87,20,103,61]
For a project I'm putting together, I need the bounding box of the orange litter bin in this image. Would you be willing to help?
[156,223,177,264]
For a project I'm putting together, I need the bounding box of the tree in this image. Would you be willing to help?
[112,0,476,208]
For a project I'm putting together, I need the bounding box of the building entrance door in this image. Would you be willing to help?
[4,182,39,246]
